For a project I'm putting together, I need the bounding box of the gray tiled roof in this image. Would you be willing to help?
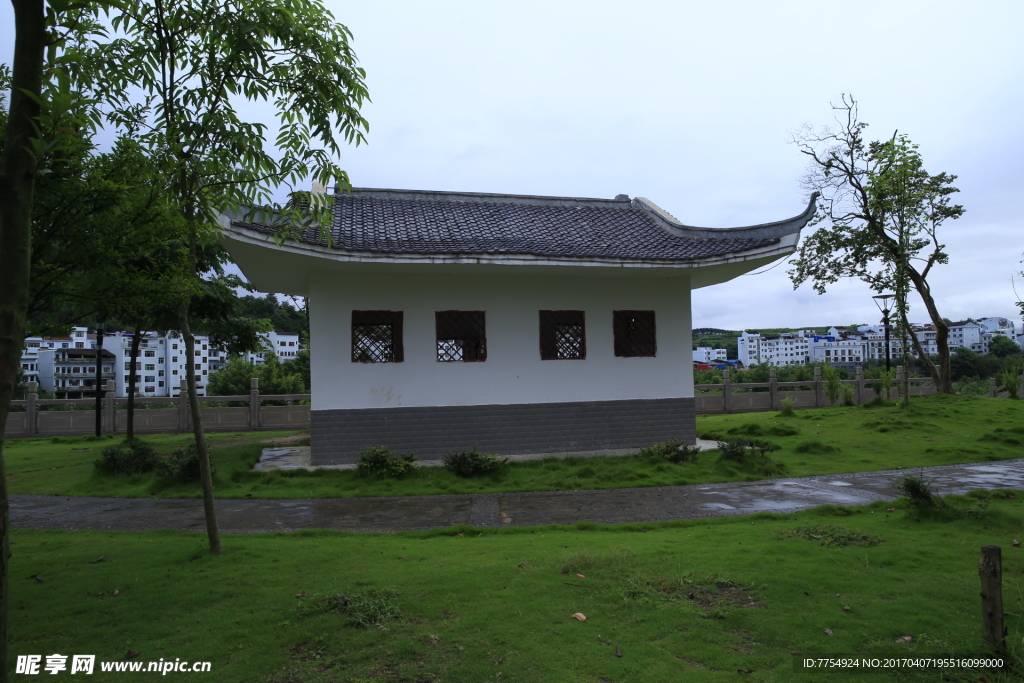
[232,188,806,262]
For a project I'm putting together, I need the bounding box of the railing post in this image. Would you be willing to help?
[104,380,116,434]
[26,381,38,436]
[250,377,261,430]
[721,368,733,413]
[895,364,904,400]
[855,366,865,405]
[768,368,778,410]
[988,378,997,398]
[813,366,823,407]
[178,379,190,432]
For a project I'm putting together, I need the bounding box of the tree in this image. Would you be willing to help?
[0,4,114,676]
[87,0,369,555]
[988,335,1021,359]
[207,352,305,397]
[789,96,964,394]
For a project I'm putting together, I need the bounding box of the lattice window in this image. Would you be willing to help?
[539,310,586,360]
[352,311,404,363]
[613,310,656,357]
[436,311,487,362]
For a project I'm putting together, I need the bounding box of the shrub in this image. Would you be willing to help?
[94,440,158,475]
[842,384,855,406]
[443,447,508,477]
[716,438,786,476]
[637,438,701,464]
[822,363,842,405]
[356,446,417,479]
[717,437,777,463]
[896,474,935,507]
[154,444,208,483]
[895,474,990,519]
[997,361,1023,399]
[794,440,838,455]
[778,395,796,417]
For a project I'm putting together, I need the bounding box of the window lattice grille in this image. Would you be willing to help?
[539,310,586,360]
[352,311,404,363]
[613,310,656,357]
[436,311,486,362]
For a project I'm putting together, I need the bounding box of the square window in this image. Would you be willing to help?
[613,310,656,357]
[436,311,486,362]
[352,311,404,363]
[539,311,586,360]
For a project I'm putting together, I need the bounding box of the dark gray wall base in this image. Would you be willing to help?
[310,397,695,465]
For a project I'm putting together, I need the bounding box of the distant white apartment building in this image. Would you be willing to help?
[106,331,214,398]
[21,326,303,398]
[692,347,727,363]
[245,330,302,365]
[738,331,811,367]
[36,346,117,399]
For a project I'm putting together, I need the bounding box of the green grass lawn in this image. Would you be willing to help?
[4,394,1023,500]
[10,493,1024,681]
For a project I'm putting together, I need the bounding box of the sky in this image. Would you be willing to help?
[2,0,1022,332]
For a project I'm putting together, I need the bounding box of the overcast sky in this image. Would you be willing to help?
[3,0,1022,332]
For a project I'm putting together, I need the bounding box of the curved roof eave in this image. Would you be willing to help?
[633,192,819,240]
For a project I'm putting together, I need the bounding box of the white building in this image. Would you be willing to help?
[738,331,811,367]
[692,346,727,363]
[36,346,116,399]
[245,330,302,365]
[222,187,816,464]
[109,331,214,398]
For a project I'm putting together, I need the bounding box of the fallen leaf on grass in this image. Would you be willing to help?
[571,613,586,622]
[895,636,913,643]
[738,669,755,674]
[1014,540,1020,547]
[296,591,306,598]
[824,629,833,636]
[29,575,43,583]
[615,647,622,658]
[843,606,851,611]
[125,650,139,660]
[90,556,105,564]
[113,589,121,596]
[457,533,465,537]
[576,574,585,579]
[886,508,895,513]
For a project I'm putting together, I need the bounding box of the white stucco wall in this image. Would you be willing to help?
[309,271,693,410]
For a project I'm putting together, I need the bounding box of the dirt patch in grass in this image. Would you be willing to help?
[686,583,762,612]
[260,434,311,446]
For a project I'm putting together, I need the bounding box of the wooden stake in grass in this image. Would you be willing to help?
[979,545,1006,654]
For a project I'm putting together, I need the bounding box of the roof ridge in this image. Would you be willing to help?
[344,187,632,209]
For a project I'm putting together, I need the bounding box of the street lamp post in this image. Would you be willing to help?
[872,294,896,373]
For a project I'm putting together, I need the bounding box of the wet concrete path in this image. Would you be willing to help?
[11,458,1024,534]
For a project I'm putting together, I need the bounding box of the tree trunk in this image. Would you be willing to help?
[0,1,46,679]
[178,301,222,554]
[906,268,953,393]
[127,326,142,440]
